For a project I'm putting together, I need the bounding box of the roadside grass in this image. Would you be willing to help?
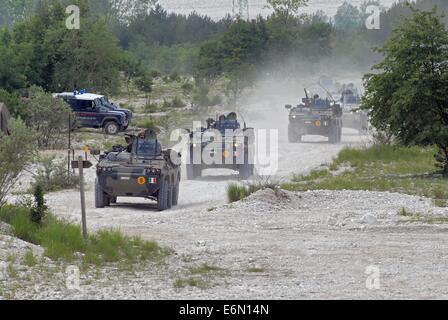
[0,205,169,267]
[247,267,265,273]
[227,183,249,203]
[23,250,37,267]
[227,177,283,203]
[174,263,227,289]
[398,207,448,224]
[189,264,223,275]
[284,145,448,203]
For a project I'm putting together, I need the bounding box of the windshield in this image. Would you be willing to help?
[136,139,162,157]
[99,97,114,108]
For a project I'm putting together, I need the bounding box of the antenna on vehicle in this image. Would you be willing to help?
[318,83,336,104]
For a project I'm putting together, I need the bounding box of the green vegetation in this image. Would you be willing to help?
[226,183,249,203]
[32,156,79,192]
[284,145,448,203]
[0,119,37,206]
[0,205,168,267]
[363,8,448,174]
[189,264,223,275]
[398,207,448,224]
[247,267,265,273]
[23,250,37,267]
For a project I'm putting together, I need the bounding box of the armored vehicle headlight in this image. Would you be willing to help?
[292,115,296,119]
[234,143,239,147]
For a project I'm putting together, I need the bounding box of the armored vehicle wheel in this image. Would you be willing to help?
[157,178,169,211]
[167,182,173,209]
[95,178,109,208]
[104,121,120,135]
[172,178,180,206]
[110,197,117,204]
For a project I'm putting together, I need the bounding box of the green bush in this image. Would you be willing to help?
[32,156,79,192]
[143,103,160,113]
[227,183,249,203]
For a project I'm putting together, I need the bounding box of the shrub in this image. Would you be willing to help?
[181,82,194,94]
[23,86,73,148]
[227,183,249,203]
[143,103,160,113]
[32,156,79,192]
[29,185,47,225]
[0,119,37,206]
[171,96,186,109]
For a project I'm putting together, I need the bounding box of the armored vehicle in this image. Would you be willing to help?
[95,130,181,211]
[55,90,132,135]
[339,85,369,134]
[186,112,255,180]
[286,89,343,143]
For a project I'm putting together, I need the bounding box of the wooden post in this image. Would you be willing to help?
[78,156,88,239]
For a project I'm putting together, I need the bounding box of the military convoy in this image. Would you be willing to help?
[186,112,255,180]
[286,89,343,144]
[95,130,181,211]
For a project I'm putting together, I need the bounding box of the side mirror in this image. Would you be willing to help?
[285,104,292,110]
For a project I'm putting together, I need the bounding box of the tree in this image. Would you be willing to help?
[225,63,256,109]
[23,87,73,148]
[135,71,154,105]
[266,0,309,24]
[334,1,362,30]
[362,8,448,174]
[0,118,37,206]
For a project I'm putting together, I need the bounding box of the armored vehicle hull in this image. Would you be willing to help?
[95,132,181,211]
[186,113,255,180]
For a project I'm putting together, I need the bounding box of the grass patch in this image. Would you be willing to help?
[284,145,447,203]
[23,250,37,267]
[227,183,249,203]
[398,207,448,224]
[0,205,169,267]
[189,264,222,275]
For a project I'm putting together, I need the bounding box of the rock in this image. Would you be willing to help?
[327,216,337,226]
[0,222,13,235]
[361,214,377,225]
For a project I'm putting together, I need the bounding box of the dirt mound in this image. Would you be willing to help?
[233,187,295,212]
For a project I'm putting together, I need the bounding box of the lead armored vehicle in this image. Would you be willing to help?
[95,130,181,211]
[286,89,343,143]
[186,112,255,180]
